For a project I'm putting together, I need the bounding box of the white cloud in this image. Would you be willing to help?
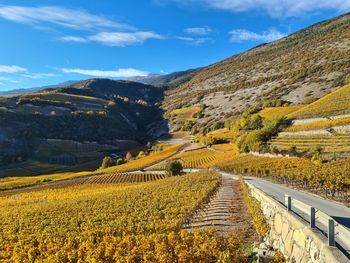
[61,68,148,78]
[229,28,286,42]
[176,36,212,45]
[0,5,131,31]
[0,76,19,83]
[89,32,163,46]
[0,65,27,73]
[22,73,58,79]
[161,0,350,17]
[185,26,212,35]
[58,36,88,43]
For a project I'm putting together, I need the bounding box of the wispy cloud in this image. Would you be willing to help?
[60,68,148,78]
[176,36,212,45]
[0,65,27,73]
[22,73,58,79]
[229,28,286,42]
[185,26,212,35]
[0,76,19,83]
[0,5,163,47]
[0,5,131,31]
[58,36,88,43]
[160,0,350,17]
[88,32,163,46]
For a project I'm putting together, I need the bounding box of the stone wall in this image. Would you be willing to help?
[247,183,349,263]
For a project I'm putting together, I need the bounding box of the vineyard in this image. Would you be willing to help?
[270,134,350,159]
[170,106,201,123]
[211,143,234,152]
[86,172,165,184]
[288,84,350,119]
[207,128,240,141]
[150,148,236,170]
[285,116,350,132]
[0,171,252,262]
[99,143,185,173]
[0,171,90,191]
[216,155,350,201]
[258,105,304,120]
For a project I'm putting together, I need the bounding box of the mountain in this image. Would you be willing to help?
[0,81,77,96]
[0,79,165,170]
[163,12,350,131]
[128,69,199,88]
[55,78,163,101]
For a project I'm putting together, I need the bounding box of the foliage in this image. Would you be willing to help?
[100,156,116,169]
[125,152,133,162]
[194,133,217,146]
[165,160,183,176]
[240,177,268,237]
[237,117,290,152]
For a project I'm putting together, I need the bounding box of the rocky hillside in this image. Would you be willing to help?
[163,13,350,131]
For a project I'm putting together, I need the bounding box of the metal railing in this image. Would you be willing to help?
[285,195,350,255]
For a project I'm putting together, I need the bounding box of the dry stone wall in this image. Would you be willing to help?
[248,184,349,263]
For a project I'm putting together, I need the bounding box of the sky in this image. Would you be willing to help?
[0,0,349,91]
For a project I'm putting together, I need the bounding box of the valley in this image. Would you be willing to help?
[0,10,350,263]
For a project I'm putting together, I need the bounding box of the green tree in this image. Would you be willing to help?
[165,160,183,176]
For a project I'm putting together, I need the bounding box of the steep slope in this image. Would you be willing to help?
[288,84,350,119]
[164,13,350,130]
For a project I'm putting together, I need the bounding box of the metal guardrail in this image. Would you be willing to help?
[285,195,350,255]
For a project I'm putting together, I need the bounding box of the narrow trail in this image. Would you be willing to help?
[183,172,241,233]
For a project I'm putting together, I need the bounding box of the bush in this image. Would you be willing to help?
[165,160,183,176]
[100,156,116,169]
[116,158,125,165]
[346,74,350,85]
[237,117,290,152]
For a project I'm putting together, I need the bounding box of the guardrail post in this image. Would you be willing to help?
[285,195,292,211]
[328,219,335,247]
[310,207,316,228]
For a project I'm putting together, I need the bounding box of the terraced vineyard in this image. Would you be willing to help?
[150,148,236,170]
[285,116,350,132]
[86,172,165,184]
[270,134,350,159]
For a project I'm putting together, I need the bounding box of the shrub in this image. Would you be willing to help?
[125,152,132,162]
[165,160,183,176]
[100,156,116,169]
[116,158,125,166]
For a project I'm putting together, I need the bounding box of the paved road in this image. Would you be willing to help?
[218,171,350,228]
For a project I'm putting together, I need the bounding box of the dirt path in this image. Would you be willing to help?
[183,172,245,233]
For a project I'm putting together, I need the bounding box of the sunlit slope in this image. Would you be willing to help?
[289,84,350,119]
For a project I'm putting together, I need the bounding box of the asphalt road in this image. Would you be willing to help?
[218,171,350,228]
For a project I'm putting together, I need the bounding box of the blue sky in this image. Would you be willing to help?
[0,0,349,91]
